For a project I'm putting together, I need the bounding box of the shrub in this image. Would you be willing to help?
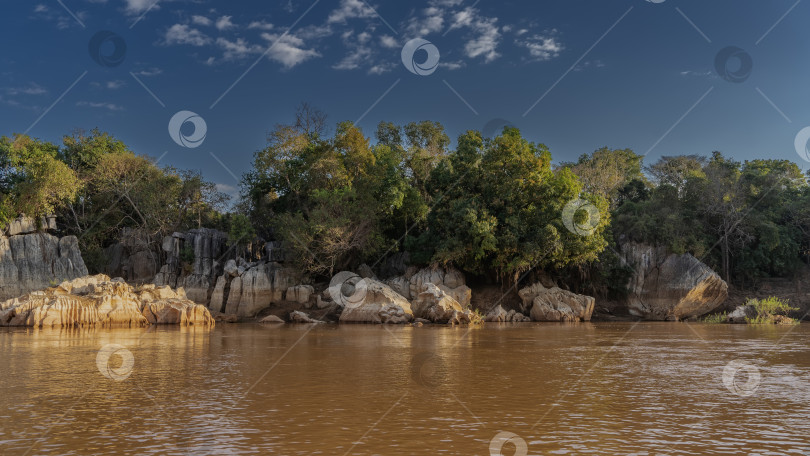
[745,296,799,325]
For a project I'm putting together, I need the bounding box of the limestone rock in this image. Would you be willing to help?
[484,305,531,323]
[384,276,411,300]
[0,275,213,327]
[408,267,471,308]
[286,285,314,304]
[520,283,595,322]
[260,314,285,323]
[622,242,728,320]
[0,233,88,301]
[411,283,462,323]
[339,277,414,324]
[357,263,377,279]
[728,305,757,324]
[289,310,323,324]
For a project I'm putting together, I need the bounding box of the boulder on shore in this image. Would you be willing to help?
[484,305,531,323]
[519,283,595,322]
[338,277,413,324]
[411,283,463,323]
[621,242,728,320]
[0,275,214,327]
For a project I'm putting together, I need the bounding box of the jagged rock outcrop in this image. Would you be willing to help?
[384,267,471,308]
[411,283,463,323]
[209,261,301,317]
[484,304,531,322]
[339,277,414,324]
[0,275,213,327]
[4,216,56,236]
[519,283,595,322]
[104,228,158,283]
[622,242,728,320]
[154,229,231,304]
[0,232,88,301]
[286,285,314,304]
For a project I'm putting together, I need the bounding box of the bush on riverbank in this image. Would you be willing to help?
[745,297,799,325]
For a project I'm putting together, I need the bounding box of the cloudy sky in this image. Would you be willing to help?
[2,0,809,198]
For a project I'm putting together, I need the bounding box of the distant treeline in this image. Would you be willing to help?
[3,104,809,293]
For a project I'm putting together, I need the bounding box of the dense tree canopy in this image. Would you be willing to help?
[4,105,809,292]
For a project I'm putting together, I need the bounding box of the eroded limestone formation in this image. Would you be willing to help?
[0,275,214,327]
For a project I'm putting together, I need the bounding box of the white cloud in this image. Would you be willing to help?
[248,20,274,30]
[216,37,263,60]
[260,32,321,68]
[76,101,124,111]
[6,84,48,96]
[164,24,211,46]
[463,17,500,62]
[215,15,235,31]
[191,15,212,26]
[517,34,563,61]
[34,4,48,13]
[106,80,126,89]
[133,67,162,77]
[328,0,376,23]
[441,60,465,70]
[124,0,156,15]
[380,35,398,48]
[368,62,396,74]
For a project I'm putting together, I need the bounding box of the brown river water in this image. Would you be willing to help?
[1,322,809,455]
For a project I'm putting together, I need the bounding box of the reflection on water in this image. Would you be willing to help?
[1,322,809,455]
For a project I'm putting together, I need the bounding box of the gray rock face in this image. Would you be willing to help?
[4,216,57,236]
[338,277,414,324]
[621,242,728,320]
[519,283,595,322]
[0,233,88,300]
[207,262,301,317]
[728,305,757,323]
[104,228,158,283]
[154,228,231,305]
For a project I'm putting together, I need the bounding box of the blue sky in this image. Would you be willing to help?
[2,0,809,199]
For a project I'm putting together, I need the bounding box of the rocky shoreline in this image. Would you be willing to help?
[0,224,765,328]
